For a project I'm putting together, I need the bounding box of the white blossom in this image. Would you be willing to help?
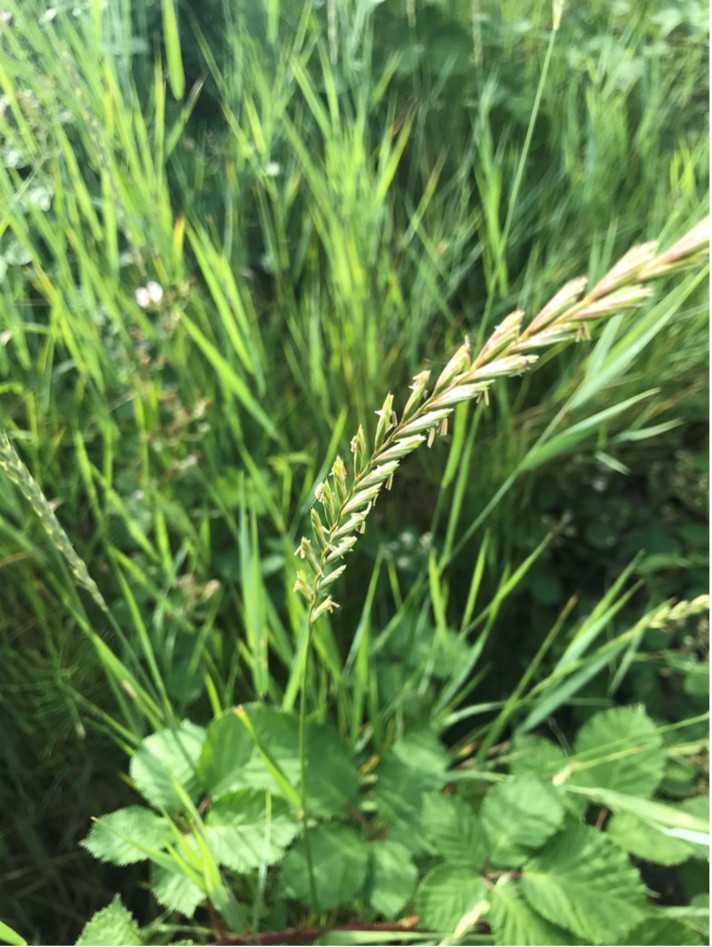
[146,280,164,304]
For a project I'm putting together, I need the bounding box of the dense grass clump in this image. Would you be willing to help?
[0,1,708,944]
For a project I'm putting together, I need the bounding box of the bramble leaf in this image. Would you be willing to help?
[489,879,579,946]
[75,896,142,946]
[204,789,300,872]
[280,825,369,910]
[415,865,488,932]
[363,841,418,919]
[607,811,695,865]
[374,730,450,823]
[151,864,205,918]
[198,706,358,817]
[521,826,647,943]
[81,807,173,865]
[617,917,705,946]
[509,735,567,779]
[569,706,664,798]
[130,721,206,812]
[421,792,488,869]
[481,776,565,866]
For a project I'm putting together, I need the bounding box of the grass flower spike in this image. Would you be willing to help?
[295,218,709,624]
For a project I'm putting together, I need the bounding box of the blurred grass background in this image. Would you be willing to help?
[0,0,708,941]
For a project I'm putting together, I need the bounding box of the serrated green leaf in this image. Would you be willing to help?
[415,865,488,933]
[204,789,300,872]
[280,825,369,910]
[199,706,358,817]
[507,735,589,816]
[521,826,647,944]
[387,816,434,857]
[151,864,205,918]
[374,731,450,822]
[130,721,206,812]
[489,879,578,946]
[481,776,565,866]
[196,710,253,795]
[75,896,142,946]
[684,660,709,697]
[81,807,173,865]
[509,735,567,779]
[607,811,695,865]
[421,793,488,869]
[617,917,704,946]
[364,841,418,919]
[569,706,664,798]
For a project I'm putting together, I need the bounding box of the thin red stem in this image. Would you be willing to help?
[208,917,418,947]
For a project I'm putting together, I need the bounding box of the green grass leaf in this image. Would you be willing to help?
[81,807,173,865]
[161,0,185,100]
[363,841,418,920]
[204,789,300,872]
[481,776,565,867]
[75,896,142,946]
[179,312,280,442]
[489,879,579,946]
[415,865,488,933]
[521,826,647,944]
[0,921,26,947]
[280,825,369,910]
[569,706,665,798]
[421,792,488,870]
[129,721,206,812]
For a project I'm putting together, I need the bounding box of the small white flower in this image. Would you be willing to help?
[135,286,150,308]
[28,187,52,211]
[41,8,57,22]
[146,280,163,304]
[0,11,13,25]
[265,161,281,177]
[592,478,607,493]
[133,490,144,501]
